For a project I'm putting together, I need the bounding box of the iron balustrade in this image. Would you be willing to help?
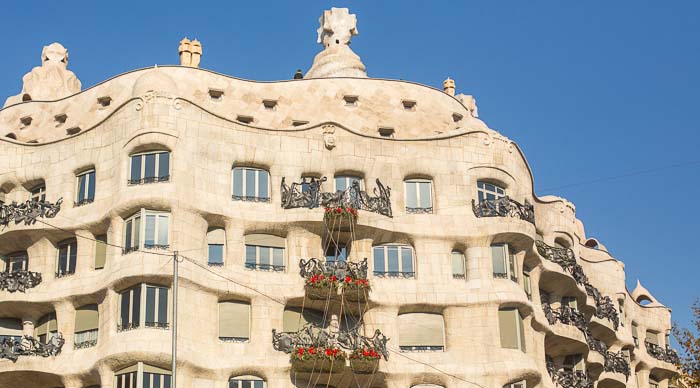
[145,321,170,329]
[373,271,415,279]
[0,197,62,228]
[55,270,75,279]
[405,206,433,214]
[546,361,594,388]
[645,341,681,364]
[232,195,271,203]
[0,270,42,293]
[245,263,286,272]
[0,334,65,362]
[272,324,389,361]
[127,175,170,185]
[73,198,94,207]
[116,323,140,332]
[300,257,368,280]
[471,196,535,224]
[399,345,444,352]
[219,337,249,343]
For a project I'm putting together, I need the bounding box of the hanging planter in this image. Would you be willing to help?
[349,348,381,374]
[292,347,346,373]
[324,206,358,230]
[305,274,339,300]
[342,277,371,303]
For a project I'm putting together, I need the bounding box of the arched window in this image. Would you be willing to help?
[229,376,266,388]
[56,238,78,277]
[74,304,99,349]
[118,284,170,331]
[115,363,171,388]
[373,244,415,278]
[3,251,28,272]
[491,244,518,282]
[35,312,58,343]
[477,181,505,203]
[218,301,250,342]
[504,381,526,388]
[398,312,445,351]
[451,250,466,279]
[244,234,285,271]
[123,209,170,253]
[75,169,96,206]
[498,307,526,352]
[404,179,433,214]
[207,227,225,266]
[0,318,23,343]
[232,167,270,202]
[129,151,170,185]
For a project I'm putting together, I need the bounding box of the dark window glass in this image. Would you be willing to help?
[158,287,168,324]
[130,155,142,181]
[144,154,156,179]
[158,152,169,178]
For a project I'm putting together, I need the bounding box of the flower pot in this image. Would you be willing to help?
[292,357,345,373]
[343,285,368,303]
[350,358,379,374]
[305,284,338,300]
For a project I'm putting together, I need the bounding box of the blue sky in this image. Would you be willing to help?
[1,1,698,333]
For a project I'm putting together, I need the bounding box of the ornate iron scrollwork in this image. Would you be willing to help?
[0,198,62,228]
[0,334,65,362]
[0,270,42,292]
[472,196,535,224]
[272,324,389,361]
[300,257,368,280]
[546,360,594,388]
[281,177,393,217]
[645,341,680,364]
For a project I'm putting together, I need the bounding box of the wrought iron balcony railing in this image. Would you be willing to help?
[399,345,444,352]
[603,350,631,378]
[300,257,368,280]
[127,175,170,186]
[281,176,393,217]
[73,339,98,350]
[219,336,249,343]
[232,195,271,203]
[0,334,65,362]
[541,297,587,333]
[645,341,681,364]
[116,322,139,332]
[55,269,75,278]
[245,263,285,272]
[546,362,594,388]
[405,206,433,214]
[0,270,42,293]
[373,271,415,279]
[471,196,535,224]
[0,197,62,228]
[122,244,171,255]
[73,198,94,207]
[145,321,170,330]
[272,323,389,361]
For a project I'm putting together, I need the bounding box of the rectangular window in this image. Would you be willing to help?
[95,235,107,270]
[523,270,532,300]
[498,307,526,352]
[30,184,46,202]
[57,239,77,277]
[405,179,433,213]
[128,151,170,185]
[373,245,414,278]
[232,167,270,202]
[76,170,96,206]
[325,242,348,264]
[123,210,169,253]
[119,284,168,331]
[491,244,518,283]
[208,244,224,265]
[219,301,251,342]
[244,234,285,271]
[477,181,505,203]
[334,176,362,192]
[4,252,28,272]
[451,251,466,279]
[230,379,265,388]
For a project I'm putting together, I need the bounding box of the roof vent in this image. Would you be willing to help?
[236,115,254,124]
[54,113,68,126]
[378,127,395,138]
[263,99,278,110]
[208,88,224,101]
[452,113,463,123]
[292,120,309,127]
[20,116,32,127]
[402,100,416,111]
[343,95,359,106]
[66,126,81,135]
[97,96,112,107]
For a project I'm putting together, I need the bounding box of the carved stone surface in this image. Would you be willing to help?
[4,43,81,107]
[0,198,62,228]
[306,8,367,78]
[0,334,65,362]
[178,37,202,68]
[472,196,535,224]
[0,270,42,292]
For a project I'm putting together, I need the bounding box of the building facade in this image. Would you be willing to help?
[0,7,679,388]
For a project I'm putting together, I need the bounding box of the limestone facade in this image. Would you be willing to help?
[0,8,678,388]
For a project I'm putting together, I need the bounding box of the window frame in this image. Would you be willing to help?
[491,243,519,283]
[231,167,271,202]
[398,312,446,352]
[56,238,78,278]
[30,184,46,202]
[75,169,96,206]
[122,209,171,254]
[3,251,28,272]
[207,227,226,266]
[477,181,505,203]
[451,250,466,279]
[244,236,286,272]
[117,283,170,331]
[334,175,363,192]
[229,376,266,388]
[114,362,172,388]
[218,301,252,343]
[372,244,415,278]
[128,150,171,185]
[404,179,434,214]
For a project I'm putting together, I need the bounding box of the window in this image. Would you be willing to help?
[451,251,466,279]
[343,95,358,106]
[563,354,584,372]
[208,88,224,101]
[263,99,278,110]
[229,376,265,388]
[232,167,270,202]
[35,312,58,343]
[0,318,23,344]
[523,269,532,300]
[325,241,348,265]
[75,169,95,206]
[491,244,518,282]
[646,331,659,346]
[129,151,170,185]
[74,304,99,349]
[504,382,526,388]
[618,299,625,327]
[207,228,225,266]
[30,184,46,202]
[56,238,77,277]
[561,296,578,311]
[499,307,526,352]
[650,379,659,388]
[334,175,362,192]
[114,363,171,388]
[477,181,505,203]
[3,251,28,272]
[219,301,251,342]
[405,179,433,213]
[283,307,326,332]
[373,244,415,278]
[95,235,107,270]
[402,100,417,111]
[244,234,285,271]
[118,284,169,331]
[123,210,170,253]
[398,313,445,351]
[632,323,639,348]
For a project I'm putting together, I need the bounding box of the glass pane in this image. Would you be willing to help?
[253,381,263,388]
[419,182,431,208]
[143,373,151,388]
[242,381,251,388]
[133,216,140,248]
[125,373,131,388]
[157,215,168,245]
[233,169,243,197]
[158,287,168,324]
[373,247,385,273]
[452,252,465,275]
[130,155,142,181]
[145,215,156,245]
[259,247,270,266]
[163,375,171,388]
[478,191,485,203]
[245,246,256,267]
[401,247,413,273]
[58,246,68,272]
[144,154,156,178]
[485,183,495,192]
[273,248,284,267]
[335,177,346,191]
[258,171,269,199]
[87,171,95,200]
[491,245,506,274]
[406,182,417,208]
[477,181,485,189]
[69,242,77,272]
[120,291,130,326]
[78,174,87,201]
[208,244,224,264]
[158,152,169,178]
[245,169,256,197]
[132,286,141,326]
[146,286,156,323]
[153,374,160,388]
[387,246,399,273]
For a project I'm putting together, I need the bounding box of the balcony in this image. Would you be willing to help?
[300,258,371,304]
[541,297,587,333]
[281,177,393,217]
[127,175,170,186]
[245,263,285,272]
[645,341,680,364]
[55,269,75,279]
[0,197,62,228]
[0,270,42,292]
[73,329,98,350]
[546,362,594,388]
[471,196,535,224]
[0,334,65,362]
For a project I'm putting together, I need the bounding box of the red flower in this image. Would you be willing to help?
[297,348,305,355]
[362,349,369,357]
[333,348,339,356]
[309,347,316,354]
[331,275,338,282]
[336,208,342,214]
[345,276,352,283]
